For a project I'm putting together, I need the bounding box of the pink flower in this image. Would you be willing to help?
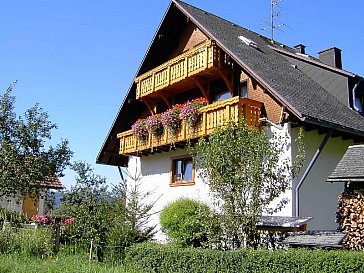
[131,119,148,140]
[180,101,200,127]
[161,105,182,134]
[146,114,164,136]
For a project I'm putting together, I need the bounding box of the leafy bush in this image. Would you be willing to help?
[160,198,212,247]
[0,227,53,257]
[125,242,364,273]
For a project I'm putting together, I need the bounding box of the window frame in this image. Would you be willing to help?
[170,155,195,186]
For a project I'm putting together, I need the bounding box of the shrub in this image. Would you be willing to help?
[160,198,212,247]
[125,242,364,273]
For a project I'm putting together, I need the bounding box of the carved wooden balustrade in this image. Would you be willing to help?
[135,40,220,99]
[117,97,263,156]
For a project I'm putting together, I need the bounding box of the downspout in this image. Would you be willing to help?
[295,129,333,216]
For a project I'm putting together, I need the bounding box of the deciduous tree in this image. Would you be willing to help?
[191,121,304,248]
[0,82,72,198]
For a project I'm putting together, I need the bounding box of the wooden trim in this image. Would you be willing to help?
[193,77,209,101]
[169,181,195,187]
[159,92,172,109]
[141,98,156,115]
[170,155,195,186]
[218,68,234,95]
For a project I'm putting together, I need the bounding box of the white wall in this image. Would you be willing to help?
[291,127,353,230]
[127,149,211,241]
[268,123,293,217]
[127,125,353,239]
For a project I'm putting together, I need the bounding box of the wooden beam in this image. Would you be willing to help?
[193,77,209,101]
[218,69,234,95]
[141,98,156,115]
[158,92,172,109]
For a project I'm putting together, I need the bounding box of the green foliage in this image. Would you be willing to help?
[0,254,143,273]
[58,162,111,251]
[60,163,156,261]
[0,82,72,198]
[159,198,212,247]
[106,172,156,261]
[0,207,27,225]
[0,227,53,257]
[190,121,304,248]
[125,242,364,273]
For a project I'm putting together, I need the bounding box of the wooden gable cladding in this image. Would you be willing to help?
[240,70,284,124]
[169,22,208,59]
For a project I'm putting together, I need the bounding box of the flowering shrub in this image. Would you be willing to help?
[31,215,75,225]
[131,119,148,140]
[146,114,164,136]
[161,105,182,134]
[31,215,51,224]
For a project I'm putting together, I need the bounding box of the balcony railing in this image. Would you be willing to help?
[117,97,263,156]
[135,40,220,99]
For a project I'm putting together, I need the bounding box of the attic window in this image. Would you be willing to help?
[238,36,258,48]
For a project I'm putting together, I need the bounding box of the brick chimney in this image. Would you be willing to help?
[294,44,306,54]
[318,47,342,69]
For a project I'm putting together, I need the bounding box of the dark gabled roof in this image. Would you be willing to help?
[174,0,364,136]
[327,145,364,183]
[97,0,364,166]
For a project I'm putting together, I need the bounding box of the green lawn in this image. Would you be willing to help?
[0,254,142,273]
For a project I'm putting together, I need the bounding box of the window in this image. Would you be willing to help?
[239,81,248,98]
[170,155,195,186]
[213,90,232,102]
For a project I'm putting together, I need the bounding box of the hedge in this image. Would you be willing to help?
[124,243,364,273]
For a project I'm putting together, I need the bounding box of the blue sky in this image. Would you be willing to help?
[1,0,363,189]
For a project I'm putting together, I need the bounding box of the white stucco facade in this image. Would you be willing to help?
[291,127,353,230]
[127,149,211,240]
[126,124,354,238]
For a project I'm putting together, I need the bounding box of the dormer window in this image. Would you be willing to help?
[352,80,364,114]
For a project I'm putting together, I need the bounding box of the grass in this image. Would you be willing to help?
[0,254,143,273]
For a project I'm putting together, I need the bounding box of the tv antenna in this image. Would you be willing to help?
[261,0,285,42]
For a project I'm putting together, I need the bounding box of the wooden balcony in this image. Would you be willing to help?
[117,97,264,156]
[135,40,222,99]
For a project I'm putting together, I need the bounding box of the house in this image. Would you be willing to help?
[97,0,364,237]
[0,176,63,218]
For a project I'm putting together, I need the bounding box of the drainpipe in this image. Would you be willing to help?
[295,129,333,217]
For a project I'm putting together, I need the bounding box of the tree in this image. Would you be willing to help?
[190,121,304,248]
[59,162,111,253]
[106,172,156,259]
[0,82,72,198]
[60,162,156,261]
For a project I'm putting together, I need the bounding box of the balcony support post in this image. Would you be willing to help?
[218,69,234,95]
[141,98,156,115]
[158,92,172,109]
[193,77,209,102]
